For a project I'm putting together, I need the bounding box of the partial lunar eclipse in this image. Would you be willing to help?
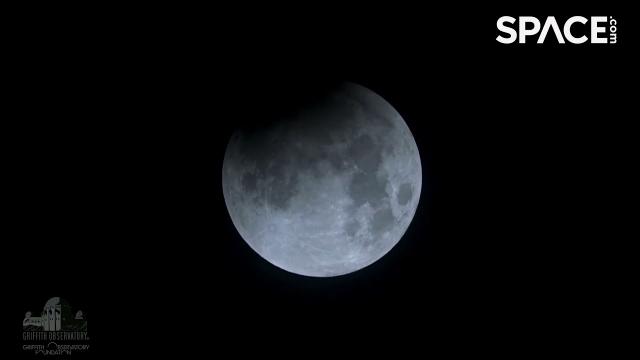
[223,82,421,277]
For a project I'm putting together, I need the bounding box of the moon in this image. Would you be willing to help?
[222,82,421,277]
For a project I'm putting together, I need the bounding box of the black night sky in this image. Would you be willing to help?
[5,4,633,357]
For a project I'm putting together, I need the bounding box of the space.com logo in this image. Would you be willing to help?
[496,16,618,44]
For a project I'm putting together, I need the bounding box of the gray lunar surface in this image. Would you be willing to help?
[222,82,421,277]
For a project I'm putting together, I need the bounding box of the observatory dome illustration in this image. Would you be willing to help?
[23,297,87,331]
